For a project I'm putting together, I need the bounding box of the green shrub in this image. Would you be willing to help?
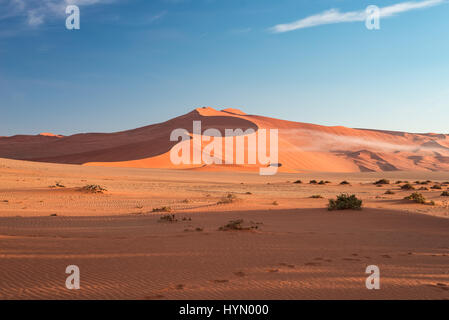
[441,191,449,197]
[404,192,426,204]
[401,183,415,190]
[294,180,302,184]
[340,180,350,185]
[374,179,390,185]
[309,180,318,184]
[81,184,107,193]
[328,194,362,211]
[431,184,442,190]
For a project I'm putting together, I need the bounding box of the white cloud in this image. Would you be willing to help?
[270,0,446,33]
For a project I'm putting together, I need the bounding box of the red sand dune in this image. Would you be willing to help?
[0,107,448,172]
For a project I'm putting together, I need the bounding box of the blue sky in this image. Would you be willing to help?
[1,0,448,135]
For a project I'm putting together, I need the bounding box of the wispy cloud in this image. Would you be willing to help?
[270,0,446,33]
[0,0,115,27]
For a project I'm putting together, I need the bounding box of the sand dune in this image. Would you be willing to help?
[0,106,448,172]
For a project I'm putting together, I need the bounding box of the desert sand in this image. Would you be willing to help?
[0,157,448,299]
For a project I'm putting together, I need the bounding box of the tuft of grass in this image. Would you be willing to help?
[431,184,442,190]
[310,195,323,199]
[272,201,279,206]
[245,192,252,195]
[153,206,172,213]
[217,193,238,205]
[384,190,395,195]
[441,191,449,197]
[158,214,177,222]
[400,183,415,190]
[404,192,426,204]
[374,179,390,185]
[293,180,302,184]
[328,194,362,211]
[181,199,190,203]
[418,187,429,191]
[81,184,107,193]
[340,180,350,185]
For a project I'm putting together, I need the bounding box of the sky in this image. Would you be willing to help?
[0,0,448,136]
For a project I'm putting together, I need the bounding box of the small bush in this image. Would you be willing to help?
[153,206,172,213]
[245,192,252,195]
[418,187,429,191]
[158,214,177,222]
[81,184,107,193]
[310,195,323,198]
[431,184,442,190]
[219,219,258,231]
[416,181,428,185]
[395,180,403,184]
[401,183,415,190]
[217,193,238,205]
[404,192,426,204]
[55,181,65,188]
[384,190,395,195]
[272,201,279,206]
[340,180,350,185]
[441,191,449,197]
[294,180,302,184]
[328,194,362,211]
[309,180,318,184]
[374,179,390,185]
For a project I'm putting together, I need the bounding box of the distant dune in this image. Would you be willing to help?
[1,107,448,172]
